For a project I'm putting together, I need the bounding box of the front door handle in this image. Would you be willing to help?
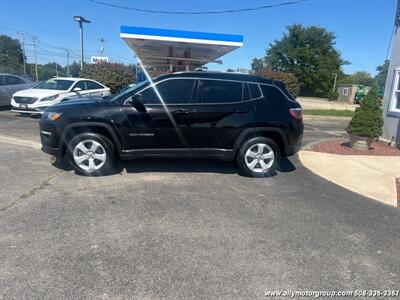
[235,109,249,114]
[172,109,189,114]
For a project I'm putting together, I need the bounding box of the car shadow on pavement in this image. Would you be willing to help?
[123,158,237,175]
[51,156,296,177]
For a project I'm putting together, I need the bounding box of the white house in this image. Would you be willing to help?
[383,0,400,145]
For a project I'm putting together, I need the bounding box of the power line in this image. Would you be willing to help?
[88,0,308,14]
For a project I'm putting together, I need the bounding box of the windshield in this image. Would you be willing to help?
[110,80,149,102]
[34,79,74,90]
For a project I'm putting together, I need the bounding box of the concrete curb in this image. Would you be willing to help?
[0,134,41,150]
[299,150,400,207]
[396,177,400,208]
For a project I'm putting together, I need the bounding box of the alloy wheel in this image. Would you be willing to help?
[73,140,106,172]
[244,143,275,173]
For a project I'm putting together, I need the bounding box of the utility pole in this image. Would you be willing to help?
[32,36,38,81]
[17,32,27,75]
[55,63,58,77]
[332,73,338,93]
[100,38,104,57]
[74,16,91,71]
[66,49,70,77]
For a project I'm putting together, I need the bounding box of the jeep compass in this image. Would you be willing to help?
[39,72,303,177]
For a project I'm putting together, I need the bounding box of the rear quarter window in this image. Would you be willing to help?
[260,85,288,112]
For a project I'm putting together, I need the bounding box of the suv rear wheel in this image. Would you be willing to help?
[67,133,115,176]
[236,137,279,177]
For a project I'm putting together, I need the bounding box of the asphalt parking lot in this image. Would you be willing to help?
[1,110,399,299]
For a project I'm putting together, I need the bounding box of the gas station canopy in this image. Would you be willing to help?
[120,26,243,71]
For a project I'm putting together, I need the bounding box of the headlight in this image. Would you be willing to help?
[40,94,59,102]
[42,112,62,121]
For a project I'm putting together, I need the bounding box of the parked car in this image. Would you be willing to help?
[39,72,303,177]
[0,73,37,106]
[11,77,111,114]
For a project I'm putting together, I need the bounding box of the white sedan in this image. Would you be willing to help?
[11,77,111,114]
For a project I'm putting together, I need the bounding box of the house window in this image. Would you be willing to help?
[390,68,400,113]
[342,88,349,96]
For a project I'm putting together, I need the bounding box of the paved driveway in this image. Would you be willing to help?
[0,110,399,299]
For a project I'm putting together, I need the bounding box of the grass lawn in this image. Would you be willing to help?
[303,109,354,117]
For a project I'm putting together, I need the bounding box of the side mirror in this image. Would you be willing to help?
[131,94,146,112]
[73,87,82,92]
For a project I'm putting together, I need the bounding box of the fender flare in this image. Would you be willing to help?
[233,127,288,153]
[59,122,122,153]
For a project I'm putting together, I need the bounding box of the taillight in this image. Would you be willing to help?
[289,108,303,120]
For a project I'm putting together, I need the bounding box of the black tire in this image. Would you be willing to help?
[67,132,115,176]
[236,137,280,177]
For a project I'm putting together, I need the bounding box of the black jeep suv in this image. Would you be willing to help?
[39,72,303,177]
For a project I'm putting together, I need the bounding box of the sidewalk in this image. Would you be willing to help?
[299,151,400,207]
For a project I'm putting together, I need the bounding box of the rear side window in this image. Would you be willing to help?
[198,79,243,103]
[86,81,104,90]
[73,81,87,91]
[248,83,262,99]
[242,83,250,100]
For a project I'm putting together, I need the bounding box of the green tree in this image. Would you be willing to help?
[65,61,81,77]
[81,63,135,93]
[341,71,374,86]
[38,62,66,81]
[374,60,389,91]
[251,58,265,73]
[346,87,383,138]
[260,24,347,97]
[254,69,300,97]
[0,35,25,74]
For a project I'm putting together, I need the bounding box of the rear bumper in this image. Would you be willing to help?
[285,142,302,157]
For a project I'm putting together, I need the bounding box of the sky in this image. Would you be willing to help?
[0,0,397,75]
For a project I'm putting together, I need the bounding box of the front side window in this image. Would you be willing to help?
[34,79,74,90]
[136,79,195,105]
[155,79,195,104]
[139,86,158,104]
[199,79,243,103]
[5,76,24,85]
[390,68,400,113]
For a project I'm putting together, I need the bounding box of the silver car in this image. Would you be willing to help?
[0,74,37,106]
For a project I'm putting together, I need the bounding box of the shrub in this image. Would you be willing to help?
[254,70,300,97]
[346,87,383,138]
[328,90,339,101]
[80,63,135,93]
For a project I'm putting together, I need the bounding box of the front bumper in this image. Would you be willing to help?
[39,121,62,157]
[11,108,44,114]
[41,144,60,156]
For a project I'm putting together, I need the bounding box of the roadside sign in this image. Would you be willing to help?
[91,56,109,64]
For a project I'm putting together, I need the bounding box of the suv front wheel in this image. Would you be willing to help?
[236,137,279,177]
[67,133,115,176]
